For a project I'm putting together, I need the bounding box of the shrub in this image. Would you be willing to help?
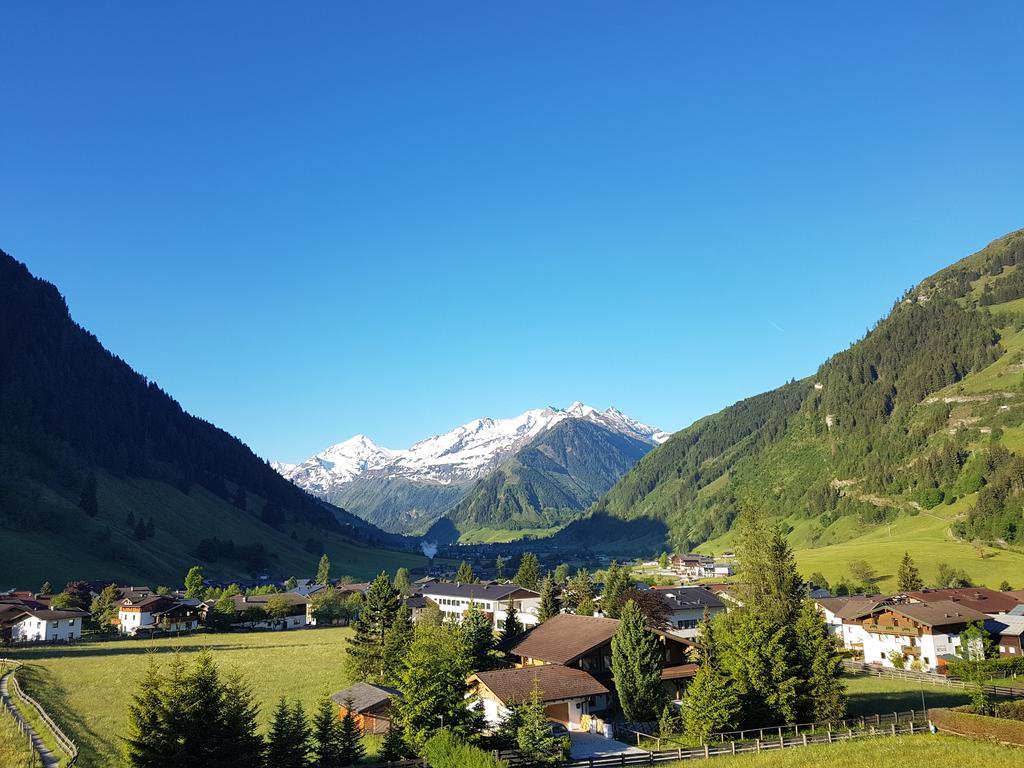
[420,730,507,768]
[994,701,1024,722]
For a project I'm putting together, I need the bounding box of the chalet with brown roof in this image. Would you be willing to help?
[902,587,1024,615]
[117,594,201,636]
[860,600,988,672]
[470,665,612,730]
[330,683,401,734]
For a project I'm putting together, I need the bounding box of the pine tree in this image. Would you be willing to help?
[537,576,560,622]
[337,698,365,766]
[794,599,846,722]
[134,517,147,541]
[219,670,265,768]
[462,601,495,671]
[896,551,924,592]
[39,581,52,596]
[610,600,665,722]
[309,692,346,768]
[736,510,803,628]
[316,553,331,585]
[682,641,739,741]
[380,601,415,686]
[564,568,596,615]
[516,682,563,765]
[495,555,506,580]
[184,565,205,599]
[122,657,171,767]
[659,703,682,738]
[126,510,136,527]
[500,598,524,645]
[266,697,305,768]
[170,650,226,764]
[456,560,478,583]
[601,561,634,619]
[514,552,540,591]
[393,567,411,597]
[379,724,407,762]
[392,622,482,751]
[79,471,98,517]
[89,583,121,631]
[346,571,401,683]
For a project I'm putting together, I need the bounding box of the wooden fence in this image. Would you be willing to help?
[564,721,926,767]
[843,660,1024,698]
[1,659,79,766]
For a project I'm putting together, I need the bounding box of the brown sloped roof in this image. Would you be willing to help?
[815,596,891,620]
[887,600,988,627]
[903,588,1023,615]
[471,665,609,705]
[511,614,620,664]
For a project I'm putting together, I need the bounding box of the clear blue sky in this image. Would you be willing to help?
[2,3,1023,463]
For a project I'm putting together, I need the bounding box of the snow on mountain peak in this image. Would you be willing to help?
[277,402,670,491]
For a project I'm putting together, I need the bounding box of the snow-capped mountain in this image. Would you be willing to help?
[275,403,670,533]
[279,402,668,493]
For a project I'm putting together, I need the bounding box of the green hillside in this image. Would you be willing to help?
[0,250,424,587]
[430,418,655,541]
[583,229,1024,587]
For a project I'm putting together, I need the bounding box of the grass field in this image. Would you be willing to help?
[842,674,970,715]
[0,705,39,768]
[457,526,563,544]
[665,735,1020,767]
[6,627,355,768]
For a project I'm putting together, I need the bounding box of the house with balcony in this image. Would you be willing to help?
[901,587,1023,615]
[117,594,201,636]
[650,585,726,639]
[814,596,893,656]
[417,580,541,630]
[859,600,988,672]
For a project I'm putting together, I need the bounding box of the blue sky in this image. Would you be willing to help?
[2,3,1023,463]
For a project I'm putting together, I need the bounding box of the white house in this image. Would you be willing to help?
[117,595,201,636]
[859,601,989,672]
[470,664,612,731]
[10,608,89,642]
[814,596,892,656]
[650,586,726,639]
[227,592,311,629]
[417,581,542,630]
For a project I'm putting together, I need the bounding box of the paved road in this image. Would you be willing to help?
[1,669,61,767]
[570,731,648,759]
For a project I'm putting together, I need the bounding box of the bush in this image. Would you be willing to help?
[994,701,1024,722]
[918,488,945,509]
[420,730,507,768]
[930,707,1024,746]
[946,656,1024,679]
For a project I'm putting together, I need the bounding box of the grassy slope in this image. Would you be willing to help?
[6,627,356,768]
[0,471,426,587]
[0,694,39,768]
[457,526,563,544]
[665,735,1020,767]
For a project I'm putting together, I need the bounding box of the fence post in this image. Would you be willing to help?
[731,741,736,755]
[827,730,833,743]
[779,732,784,749]
[704,744,709,759]
[755,739,761,753]
[891,723,896,736]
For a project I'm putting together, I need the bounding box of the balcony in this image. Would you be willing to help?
[864,623,919,637]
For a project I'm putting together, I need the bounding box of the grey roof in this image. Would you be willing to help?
[330,682,401,712]
[987,615,1024,637]
[418,580,538,601]
[1009,605,1024,617]
[652,586,724,612]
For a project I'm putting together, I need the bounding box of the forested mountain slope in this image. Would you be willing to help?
[582,229,1024,585]
[0,250,423,586]
[430,418,655,540]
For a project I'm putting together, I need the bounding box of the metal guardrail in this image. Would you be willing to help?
[563,721,925,767]
[1,659,78,766]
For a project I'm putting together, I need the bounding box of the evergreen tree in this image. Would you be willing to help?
[516,682,563,765]
[794,599,846,722]
[393,622,483,751]
[316,553,331,585]
[122,657,171,768]
[184,565,205,599]
[461,601,495,672]
[514,552,540,591]
[658,552,670,569]
[393,567,411,597]
[500,598,523,645]
[736,510,804,627]
[284,576,298,591]
[219,669,264,768]
[896,552,924,592]
[89,583,121,631]
[682,616,739,742]
[380,601,415,686]
[346,571,401,683]
[536,576,560,622]
[1000,580,1014,591]
[309,692,346,768]
[601,561,634,619]
[564,568,596,615]
[379,724,407,762]
[39,581,52,596]
[456,560,478,583]
[553,563,569,585]
[659,703,682,738]
[166,651,226,764]
[134,517,148,541]
[337,698,365,766]
[495,555,506,581]
[126,510,136,527]
[610,600,665,722]
[79,471,99,517]
[266,697,307,768]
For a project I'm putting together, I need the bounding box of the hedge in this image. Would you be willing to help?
[945,656,1024,679]
[930,707,1024,746]
[421,731,507,768]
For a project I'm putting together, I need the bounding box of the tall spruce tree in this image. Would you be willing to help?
[316,554,331,585]
[514,553,540,591]
[682,615,739,741]
[393,567,412,597]
[565,568,596,616]
[337,698,366,766]
[601,561,634,619]
[896,551,924,591]
[500,598,523,645]
[219,669,264,768]
[455,560,478,583]
[516,682,563,765]
[610,600,665,722]
[346,571,401,683]
[393,622,483,751]
[309,693,345,768]
[794,599,846,721]
[380,600,415,686]
[266,698,308,768]
[379,724,407,762]
[462,601,495,672]
[537,576,560,622]
[123,657,172,768]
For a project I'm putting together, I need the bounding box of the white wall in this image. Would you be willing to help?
[12,616,82,643]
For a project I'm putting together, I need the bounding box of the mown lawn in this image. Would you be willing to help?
[664,734,1020,767]
[6,626,355,768]
[842,673,971,715]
